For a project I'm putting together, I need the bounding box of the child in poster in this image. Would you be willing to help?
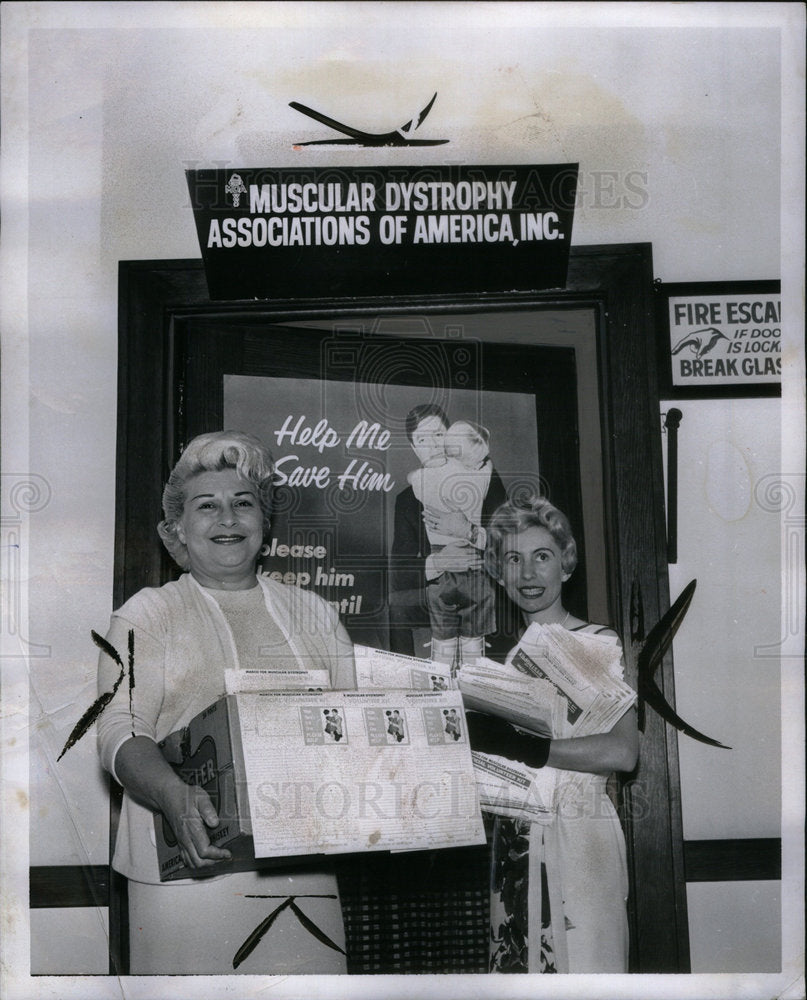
[410,419,499,669]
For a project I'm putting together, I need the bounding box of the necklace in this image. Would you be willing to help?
[525,610,571,630]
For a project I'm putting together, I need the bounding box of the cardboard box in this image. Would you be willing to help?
[155,689,486,879]
[155,696,311,882]
[154,696,255,881]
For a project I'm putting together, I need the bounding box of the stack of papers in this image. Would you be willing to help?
[456,657,564,737]
[354,645,454,693]
[457,624,636,816]
[354,647,553,820]
[470,749,557,824]
[505,623,634,740]
[225,666,332,693]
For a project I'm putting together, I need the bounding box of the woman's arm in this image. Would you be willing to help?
[466,706,638,775]
[545,627,638,773]
[114,736,232,869]
[546,707,638,774]
[96,610,229,870]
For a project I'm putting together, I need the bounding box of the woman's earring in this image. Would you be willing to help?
[259,543,271,556]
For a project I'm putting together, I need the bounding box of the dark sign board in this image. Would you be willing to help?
[187,164,578,299]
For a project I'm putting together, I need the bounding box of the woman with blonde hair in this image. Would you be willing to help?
[467,495,638,974]
[97,430,355,974]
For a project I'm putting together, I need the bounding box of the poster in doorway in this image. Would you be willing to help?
[224,373,540,652]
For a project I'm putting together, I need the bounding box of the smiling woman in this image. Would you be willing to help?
[174,470,264,590]
[496,512,575,625]
[466,495,638,973]
[95,430,356,974]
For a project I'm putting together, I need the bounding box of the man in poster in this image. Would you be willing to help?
[389,404,506,661]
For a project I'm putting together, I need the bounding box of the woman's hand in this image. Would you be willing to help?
[158,782,232,869]
[464,706,639,775]
[423,505,470,540]
[114,735,232,869]
[465,710,552,768]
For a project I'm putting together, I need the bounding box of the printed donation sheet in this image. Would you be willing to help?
[234,690,486,858]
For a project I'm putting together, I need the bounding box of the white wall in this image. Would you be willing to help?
[664,399,782,840]
[662,398,783,972]
[2,2,802,993]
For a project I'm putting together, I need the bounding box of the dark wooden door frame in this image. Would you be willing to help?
[112,243,688,972]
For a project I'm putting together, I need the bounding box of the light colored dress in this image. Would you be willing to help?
[489,623,631,974]
[96,573,355,974]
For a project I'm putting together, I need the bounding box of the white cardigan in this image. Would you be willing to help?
[96,572,355,883]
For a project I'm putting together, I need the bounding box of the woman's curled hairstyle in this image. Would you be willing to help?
[158,430,275,569]
[485,494,578,580]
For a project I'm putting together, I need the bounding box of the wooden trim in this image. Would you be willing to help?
[29,834,782,901]
[107,867,130,976]
[28,836,783,909]
[29,866,109,908]
[684,838,781,882]
[107,778,129,974]
[28,862,127,973]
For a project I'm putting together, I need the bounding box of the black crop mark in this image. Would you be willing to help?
[233,894,344,969]
[57,629,136,761]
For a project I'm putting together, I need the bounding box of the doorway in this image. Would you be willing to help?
[113,243,688,972]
